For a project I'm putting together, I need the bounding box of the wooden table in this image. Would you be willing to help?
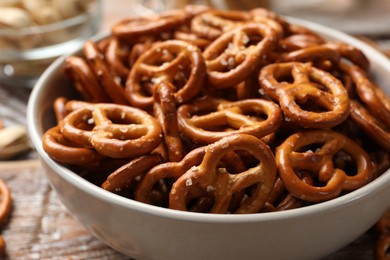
[0,1,386,259]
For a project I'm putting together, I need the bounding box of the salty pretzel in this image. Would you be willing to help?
[263,173,313,212]
[53,97,69,123]
[376,234,390,260]
[136,146,247,210]
[83,40,128,105]
[128,39,155,67]
[126,40,206,109]
[102,154,162,192]
[349,100,390,151]
[375,208,390,260]
[191,9,250,40]
[169,134,277,214]
[278,45,340,65]
[173,28,211,50]
[153,81,185,162]
[276,130,373,202]
[53,99,92,123]
[259,62,350,128]
[112,10,188,40]
[177,96,282,144]
[64,56,110,103]
[341,62,390,128]
[135,147,206,206]
[105,37,131,80]
[249,7,289,33]
[278,34,325,52]
[42,126,105,165]
[325,42,370,72]
[61,103,162,158]
[376,208,390,234]
[0,179,11,256]
[0,179,11,226]
[203,23,279,88]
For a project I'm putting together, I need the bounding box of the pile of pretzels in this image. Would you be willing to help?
[42,6,390,214]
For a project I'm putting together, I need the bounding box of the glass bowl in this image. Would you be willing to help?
[0,0,102,88]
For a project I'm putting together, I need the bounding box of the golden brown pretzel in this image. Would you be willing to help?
[203,23,279,88]
[83,40,128,105]
[341,62,390,128]
[126,40,206,109]
[0,179,12,226]
[102,154,162,192]
[153,81,186,162]
[173,27,211,50]
[42,126,105,165]
[136,146,247,211]
[177,96,282,144]
[53,97,69,123]
[259,62,350,128]
[325,42,370,72]
[375,208,390,260]
[169,134,277,214]
[128,39,155,67]
[349,100,390,151]
[105,37,131,80]
[263,174,313,212]
[112,10,188,40]
[278,45,340,65]
[278,34,325,52]
[135,147,206,207]
[376,234,390,260]
[191,9,250,40]
[0,179,11,256]
[276,130,373,202]
[60,103,162,158]
[64,56,110,103]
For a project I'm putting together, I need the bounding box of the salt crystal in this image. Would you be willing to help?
[186,178,193,186]
[258,88,265,95]
[206,185,215,192]
[114,76,121,85]
[51,230,62,240]
[220,57,228,66]
[119,127,128,133]
[228,57,235,67]
[242,34,250,45]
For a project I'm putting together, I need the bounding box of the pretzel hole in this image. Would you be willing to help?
[333,150,357,176]
[172,67,190,89]
[187,197,214,213]
[149,179,171,207]
[272,68,294,84]
[294,94,331,113]
[233,150,261,169]
[295,143,323,154]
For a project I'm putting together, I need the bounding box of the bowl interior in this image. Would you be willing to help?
[27,16,390,223]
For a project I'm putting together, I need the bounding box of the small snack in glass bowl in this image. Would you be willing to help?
[0,0,102,88]
[28,5,390,260]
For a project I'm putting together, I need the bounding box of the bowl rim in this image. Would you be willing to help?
[27,16,390,224]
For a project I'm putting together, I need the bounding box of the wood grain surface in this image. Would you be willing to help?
[0,160,129,260]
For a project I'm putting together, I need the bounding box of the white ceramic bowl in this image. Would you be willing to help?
[27,17,390,260]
